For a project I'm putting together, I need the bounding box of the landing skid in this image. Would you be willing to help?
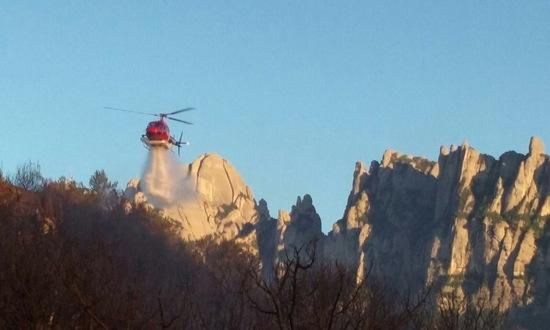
[141,135,170,150]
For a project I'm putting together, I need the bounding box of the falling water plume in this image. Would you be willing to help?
[141,147,195,208]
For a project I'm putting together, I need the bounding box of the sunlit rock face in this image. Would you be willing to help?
[125,153,259,242]
[124,153,326,264]
[330,136,550,320]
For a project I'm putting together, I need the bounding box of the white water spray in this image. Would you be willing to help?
[141,147,195,208]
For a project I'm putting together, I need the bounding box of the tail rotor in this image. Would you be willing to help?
[177,131,184,156]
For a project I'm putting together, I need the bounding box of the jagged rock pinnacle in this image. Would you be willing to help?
[382,149,394,167]
[355,161,367,175]
[257,198,270,220]
[529,136,544,156]
[278,210,290,223]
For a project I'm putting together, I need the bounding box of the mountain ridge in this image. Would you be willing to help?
[123,136,550,322]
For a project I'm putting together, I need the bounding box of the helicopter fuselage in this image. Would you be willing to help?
[141,118,185,151]
[145,118,170,142]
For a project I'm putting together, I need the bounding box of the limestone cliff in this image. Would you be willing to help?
[125,153,259,242]
[124,153,324,262]
[331,136,550,320]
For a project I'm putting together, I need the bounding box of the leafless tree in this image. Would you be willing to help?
[244,241,432,330]
[13,161,43,191]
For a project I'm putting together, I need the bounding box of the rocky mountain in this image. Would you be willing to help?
[329,136,550,322]
[125,137,550,321]
[125,153,326,273]
[125,153,259,242]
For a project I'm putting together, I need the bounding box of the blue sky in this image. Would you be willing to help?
[1,1,550,232]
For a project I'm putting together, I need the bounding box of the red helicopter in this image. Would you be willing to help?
[105,106,194,155]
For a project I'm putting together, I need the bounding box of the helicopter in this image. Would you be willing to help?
[105,106,194,155]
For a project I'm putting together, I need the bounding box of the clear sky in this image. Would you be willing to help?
[1,1,550,232]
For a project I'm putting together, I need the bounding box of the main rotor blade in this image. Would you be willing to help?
[167,116,193,125]
[104,107,158,116]
[167,107,194,115]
